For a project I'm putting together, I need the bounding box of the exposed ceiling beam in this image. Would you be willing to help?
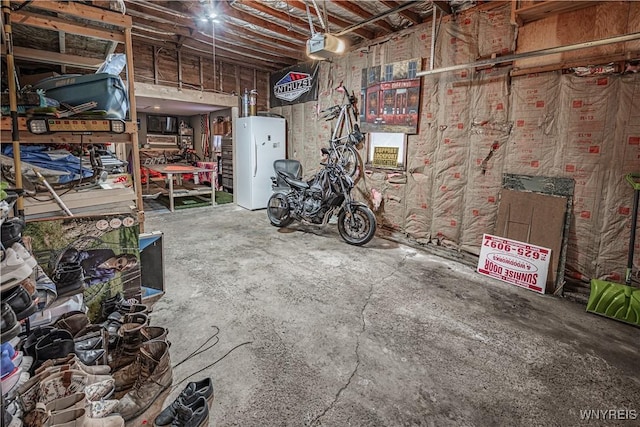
[12,10,125,42]
[196,28,306,62]
[431,1,452,15]
[128,11,304,61]
[217,1,309,41]
[289,0,375,40]
[16,0,131,27]
[132,27,297,67]
[130,33,294,71]
[336,1,425,36]
[330,0,395,34]
[232,0,312,36]
[129,18,301,67]
[221,19,305,51]
[381,0,422,25]
[131,35,276,72]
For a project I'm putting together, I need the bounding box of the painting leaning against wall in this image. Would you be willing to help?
[25,213,141,322]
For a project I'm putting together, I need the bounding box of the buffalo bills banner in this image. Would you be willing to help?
[270,62,319,107]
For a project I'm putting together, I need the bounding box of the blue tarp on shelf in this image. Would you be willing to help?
[2,145,93,183]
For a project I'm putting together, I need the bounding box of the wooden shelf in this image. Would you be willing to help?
[22,187,137,219]
[2,1,144,225]
[511,1,598,25]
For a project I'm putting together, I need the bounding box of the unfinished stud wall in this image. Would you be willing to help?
[274,2,640,287]
[131,40,270,112]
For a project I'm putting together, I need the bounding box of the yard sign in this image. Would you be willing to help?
[477,234,551,294]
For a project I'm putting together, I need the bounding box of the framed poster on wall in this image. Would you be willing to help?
[366,132,407,171]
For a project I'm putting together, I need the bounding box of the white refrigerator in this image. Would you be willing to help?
[235,116,286,210]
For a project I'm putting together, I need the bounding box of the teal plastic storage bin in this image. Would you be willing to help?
[35,73,129,119]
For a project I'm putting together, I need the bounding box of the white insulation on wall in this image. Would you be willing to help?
[278,3,639,283]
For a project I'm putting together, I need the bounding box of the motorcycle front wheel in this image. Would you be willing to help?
[267,193,294,227]
[337,205,376,246]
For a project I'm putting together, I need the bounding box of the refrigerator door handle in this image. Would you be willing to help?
[253,136,258,177]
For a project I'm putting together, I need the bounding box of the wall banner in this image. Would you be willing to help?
[270,62,319,107]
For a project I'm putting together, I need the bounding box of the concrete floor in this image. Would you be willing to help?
[139,204,640,427]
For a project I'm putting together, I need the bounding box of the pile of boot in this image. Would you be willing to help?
[17,360,124,426]
[23,325,105,371]
[99,293,173,422]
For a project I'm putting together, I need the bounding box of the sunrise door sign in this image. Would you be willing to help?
[477,234,551,294]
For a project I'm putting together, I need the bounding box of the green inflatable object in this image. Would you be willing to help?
[587,279,640,327]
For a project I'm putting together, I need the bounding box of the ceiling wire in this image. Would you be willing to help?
[310,0,326,31]
[285,0,293,31]
[304,1,316,36]
[208,0,217,92]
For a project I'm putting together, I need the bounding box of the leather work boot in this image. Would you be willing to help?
[34,329,75,369]
[113,326,168,392]
[108,314,150,371]
[54,311,90,338]
[103,312,148,351]
[36,354,111,376]
[115,341,172,421]
[100,293,148,323]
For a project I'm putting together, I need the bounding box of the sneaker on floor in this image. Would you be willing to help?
[2,403,22,427]
[1,248,33,292]
[1,364,22,396]
[10,242,37,269]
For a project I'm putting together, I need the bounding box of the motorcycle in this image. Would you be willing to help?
[267,157,377,246]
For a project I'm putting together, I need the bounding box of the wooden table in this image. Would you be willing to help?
[145,164,216,212]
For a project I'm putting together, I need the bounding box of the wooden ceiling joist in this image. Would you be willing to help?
[12,10,126,43]
[381,1,423,25]
[330,0,395,34]
[18,0,131,28]
[289,0,375,40]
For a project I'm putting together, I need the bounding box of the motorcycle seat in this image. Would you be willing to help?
[283,175,309,190]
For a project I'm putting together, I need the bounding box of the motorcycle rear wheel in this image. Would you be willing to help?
[267,193,294,227]
[338,205,376,246]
